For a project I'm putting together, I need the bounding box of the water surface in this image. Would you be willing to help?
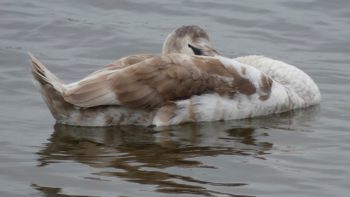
[1,0,350,196]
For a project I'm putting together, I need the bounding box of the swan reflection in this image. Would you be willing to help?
[35,106,319,196]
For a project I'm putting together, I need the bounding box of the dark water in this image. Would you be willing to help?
[1,0,350,196]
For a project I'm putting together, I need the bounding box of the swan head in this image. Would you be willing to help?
[162,25,218,56]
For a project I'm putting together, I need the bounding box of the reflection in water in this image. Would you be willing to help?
[35,106,319,196]
[32,184,90,197]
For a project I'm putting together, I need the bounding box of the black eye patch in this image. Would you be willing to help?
[188,44,205,56]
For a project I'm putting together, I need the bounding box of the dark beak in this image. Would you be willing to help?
[188,44,219,56]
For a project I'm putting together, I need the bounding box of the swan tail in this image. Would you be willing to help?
[29,53,74,120]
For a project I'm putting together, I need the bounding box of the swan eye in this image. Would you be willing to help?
[188,44,205,56]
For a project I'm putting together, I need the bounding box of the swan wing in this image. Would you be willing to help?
[63,54,241,108]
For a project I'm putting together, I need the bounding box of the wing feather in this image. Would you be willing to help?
[61,54,238,109]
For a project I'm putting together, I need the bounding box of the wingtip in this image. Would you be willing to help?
[28,52,44,70]
[29,52,45,77]
[28,51,36,62]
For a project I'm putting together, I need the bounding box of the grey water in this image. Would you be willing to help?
[1,0,350,196]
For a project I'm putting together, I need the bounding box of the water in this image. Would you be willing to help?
[1,0,350,196]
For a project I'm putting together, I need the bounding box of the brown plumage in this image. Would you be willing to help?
[63,54,238,109]
[162,25,218,56]
[104,54,156,70]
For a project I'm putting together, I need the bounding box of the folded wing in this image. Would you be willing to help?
[63,54,236,108]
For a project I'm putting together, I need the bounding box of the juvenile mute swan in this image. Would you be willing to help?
[30,25,320,126]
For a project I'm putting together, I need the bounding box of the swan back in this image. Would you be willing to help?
[235,55,321,106]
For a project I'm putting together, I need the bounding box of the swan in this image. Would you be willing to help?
[30,25,320,127]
